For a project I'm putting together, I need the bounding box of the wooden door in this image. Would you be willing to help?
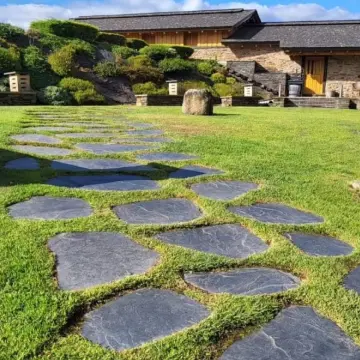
[304,57,325,95]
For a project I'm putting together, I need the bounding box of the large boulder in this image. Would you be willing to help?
[182,89,213,116]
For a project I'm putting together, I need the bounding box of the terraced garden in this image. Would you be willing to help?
[1,105,360,359]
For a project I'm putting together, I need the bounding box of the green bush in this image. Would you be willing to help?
[119,66,164,84]
[158,58,195,74]
[226,77,236,85]
[213,83,244,97]
[0,37,11,48]
[0,23,24,41]
[38,86,72,105]
[31,20,99,42]
[140,45,176,62]
[211,72,226,84]
[128,55,154,68]
[170,45,194,59]
[179,80,210,95]
[0,47,21,72]
[97,32,126,45]
[197,60,218,76]
[112,46,137,59]
[132,82,167,95]
[73,89,105,105]
[0,76,9,92]
[126,38,148,50]
[48,44,76,76]
[37,33,68,51]
[94,60,120,78]
[67,39,95,56]
[59,77,94,92]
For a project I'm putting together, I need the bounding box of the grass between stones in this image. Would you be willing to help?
[1,106,360,359]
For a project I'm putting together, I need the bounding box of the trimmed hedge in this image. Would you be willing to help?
[0,46,21,73]
[211,72,226,84]
[0,23,24,41]
[158,58,195,74]
[59,77,94,92]
[132,82,167,95]
[119,66,164,84]
[128,55,154,68]
[38,86,72,105]
[94,61,120,78]
[171,45,194,59]
[112,46,137,59]
[48,45,76,76]
[30,20,99,42]
[97,32,126,45]
[213,83,244,97]
[197,60,218,76]
[126,38,148,50]
[73,89,105,105]
[179,80,210,95]
[139,45,176,62]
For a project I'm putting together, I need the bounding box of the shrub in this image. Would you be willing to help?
[226,77,236,85]
[73,88,105,105]
[179,80,209,95]
[213,83,244,97]
[171,45,194,59]
[132,82,167,95]
[197,60,218,76]
[119,66,164,84]
[0,76,9,92]
[140,45,176,62]
[128,55,154,68]
[38,86,72,105]
[31,20,99,42]
[67,39,95,56]
[158,58,195,74]
[127,38,148,50]
[59,77,94,92]
[0,37,10,48]
[94,60,120,78]
[48,44,76,76]
[0,47,21,72]
[112,46,137,59]
[97,32,126,45]
[211,72,226,84]
[0,23,24,41]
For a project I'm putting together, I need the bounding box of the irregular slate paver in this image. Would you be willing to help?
[344,267,360,294]
[11,134,62,145]
[56,122,111,128]
[48,232,159,290]
[192,181,258,200]
[81,289,210,351]
[114,198,202,225]
[229,203,324,225]
[8,196,92,220]
[137,152,199,162]
[286,232,354,256]
[185,268,300,295]
[57,133,116,139]
[5,157,40,170]
[169,165,225,179]
[219,306,360,360]
[51,159,155,172]
[26,126,73,132]
[126,130,164,136]
[47,174,159,192]
[137,137,173,143]
[13,145,76,157]
[156,224,268,258]
[126,122,154,129]
[76,143,152,154]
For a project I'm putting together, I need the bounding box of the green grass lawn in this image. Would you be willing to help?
[1,105,360,359]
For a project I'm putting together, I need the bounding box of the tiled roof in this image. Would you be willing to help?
[74,8,260,32]
[224,21,360,49]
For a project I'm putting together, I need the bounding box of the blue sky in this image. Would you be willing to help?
[0,0,359,28]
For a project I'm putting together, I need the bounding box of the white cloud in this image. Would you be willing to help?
[0,1,359,29]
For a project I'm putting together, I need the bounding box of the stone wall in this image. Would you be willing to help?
[325,56,360,98]
[221,96,262,107]
[191,47,238,61]
[285,97,351,109]
[0,92,37,105]
[253,73,287,94]
[227,61,256,78]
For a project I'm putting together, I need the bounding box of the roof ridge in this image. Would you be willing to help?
[247,20,360,26]
[74,8,246,20]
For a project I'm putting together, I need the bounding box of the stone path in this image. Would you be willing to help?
[9,110,357,357]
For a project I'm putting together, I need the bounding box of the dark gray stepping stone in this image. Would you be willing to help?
[169,165,225,179]
[114,198,202,225]
[185,268,300,295]
[5,157,39,170]
[126,130,164,136]
[48,232,159,290]
[127,122,154,129]
[26,126,73,132]
[57,133,115,139]
[8,196,92,220]
[192,181,258,200]
[13,145,76,157]
[156,224,268,258]
[219,306,360,360]
[229,203,324,225]
[47,174,159,192]
[286,233,354,256]
[137,152,198,162]
[81,289,210,351]
[344,267,360,294]
[51,159,155,172]
[56,122,110,128]
[137,137,173,143]
[11,134,62,145]
[76,143,152,154]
